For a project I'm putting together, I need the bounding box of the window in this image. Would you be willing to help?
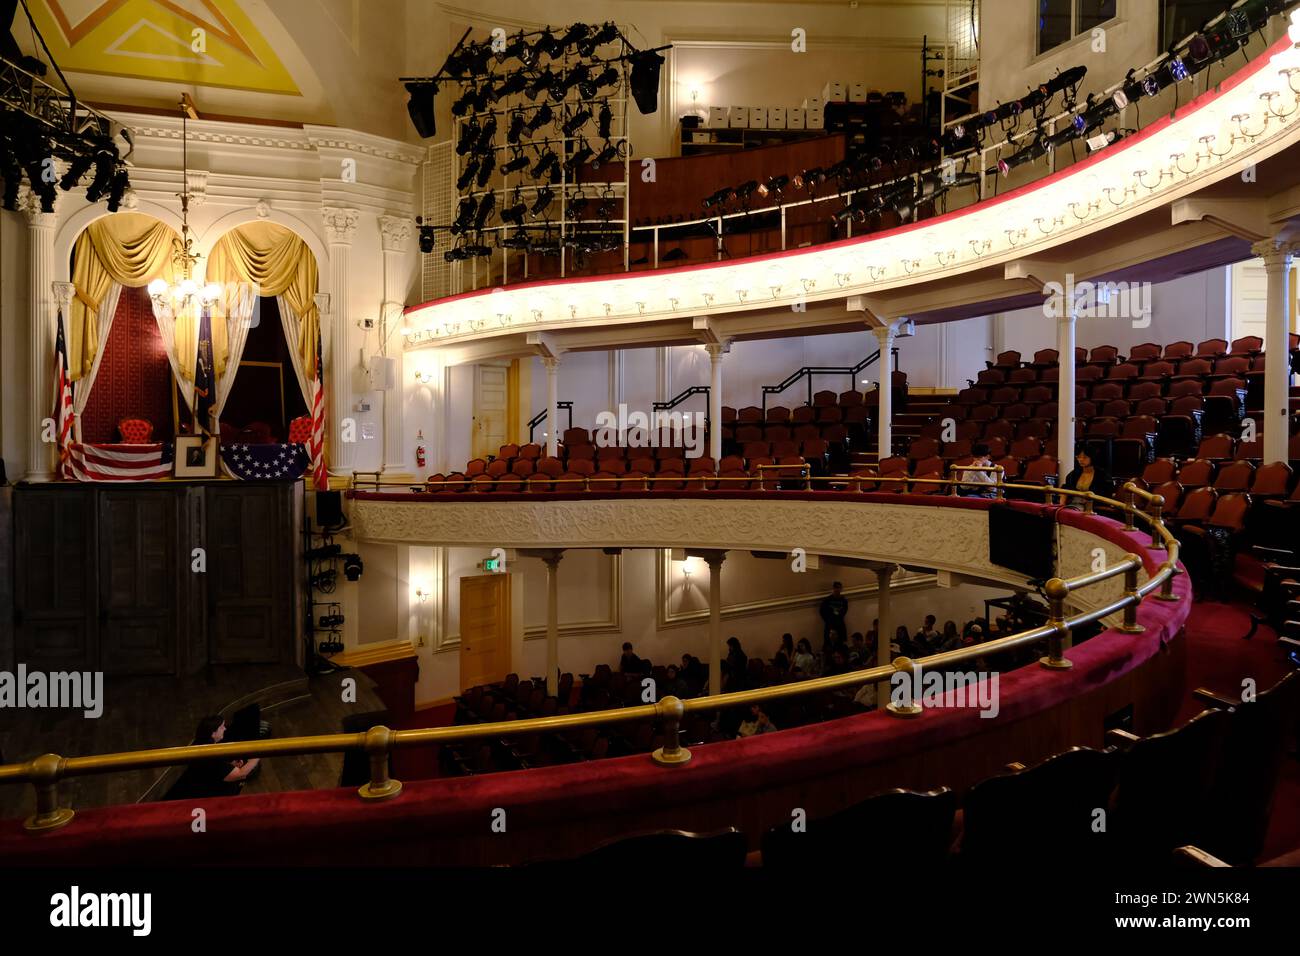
[1157,0,1223,51]
[1037,0,1118,55]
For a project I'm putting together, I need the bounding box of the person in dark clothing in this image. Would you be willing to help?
[168,715,259,800]
[681,653,706,691]
[662,664,690,699]
[618,642,643,673]
[820,582,849,653]
[723,637,748,691]
[1062,448,1114,503]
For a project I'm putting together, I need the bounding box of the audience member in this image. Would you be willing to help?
[824,648,850,677]
[168,715,259,800]
[777,633,795,661]
[847,632,867,666]
[1062,448,1115,502]
[792,638,817,675]
[914,615,941,653]
[959,443,999,498]
[939,620,962,652]
[618,642,644,673]
[723,637,748,690]
[819,582,849,649]
[663,665,690,698]
[737,704,777,737]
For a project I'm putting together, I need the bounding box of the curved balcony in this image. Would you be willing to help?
[406,32,1300,359]
[0,482,1190,865]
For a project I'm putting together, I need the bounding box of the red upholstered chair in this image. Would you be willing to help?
[118,418,154,443]
[1031,348,1059,367]
[813,389,838,407]
[287,415,312,444]
[562,427,591,446]
[1176,459,1216,489]
[1151,480,1183,515]
[1129,343,1163,363]
[1230,335,1263,355]
[721,406,737,424]
[1196,338,1229,357]
[1021,457,1059,485]
[1164,341,1194,361]
[993,456,1022,480]
[465,458,488,477]
[1250,461,1293,499]
[1212,460,1254,493]
[1196,433,1236,461]
[517,442,542,461]
[1140,459,1178,487]
[1128,380,1164,401]
[1009,367,1038,385]
[975,368,1005,386]
[486,458,510,478]
[737,406,764,423]
[991,349,1022,369]
[510,459,536,478]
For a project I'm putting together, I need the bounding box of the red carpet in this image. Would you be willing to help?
[1179,600,1299,862]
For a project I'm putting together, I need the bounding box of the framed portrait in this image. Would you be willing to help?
[174,435,219,478]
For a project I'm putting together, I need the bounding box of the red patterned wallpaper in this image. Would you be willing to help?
[79,285,175,444]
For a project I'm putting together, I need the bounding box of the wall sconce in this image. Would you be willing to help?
[413,586,430,603]
[681,556,703,578]
[414,370,435,384]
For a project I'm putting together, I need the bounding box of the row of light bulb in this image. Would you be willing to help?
[147,277,223,306]
[403,32,1300,348]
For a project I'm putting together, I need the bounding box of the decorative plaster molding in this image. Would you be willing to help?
[256,198,272,219]
[321,206,360,245]
[379,215,414,253]
[52,281,76,308]
[185,170,208,207]
[17,185,59,225]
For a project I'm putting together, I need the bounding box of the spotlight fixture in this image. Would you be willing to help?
[473,192,496,230]
[456,158,479,191]
[531,149,558,179]
[475,149,496,187]
[342,554,364,582]
[756,174,789,199]
[598,102,613,139]
[564,141,594,171]
[501,198,528,224]
[501,148,529,174]
[559,23,591,50]
[563,107,591,136]
[507,110,527,144]
[579,22,620,57]
[526,102,554,134]
[500,234,531,250]
[530,187,554,216]
[319,635,344,655]
[495,71,527,99]
[592,66,620,91]
[405,82,437,138]
[527,68,555,101]
[591,141,620,168]
[702,187,734,210]
[319,613,345,629]
[310,569,337,590]
[629,49,665,114]
[475,115,497,153]
[59,153,93,191]
[417,217,436,253]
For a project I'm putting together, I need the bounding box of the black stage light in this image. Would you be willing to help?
[563,107,591,136]
[757,174,789,199]
[59,153,93,191]
[473,192,496,229]
[83,149,117,203]
[464,243,492,258]
[475,116,497,152]
[507,110,527,144]
[444,246,466,262]
[547,163,563,184]
[530,186,554,216]
[319,635,344,655]
[406,82,437,138]
[106,168,129,212]
[456,159,479,191]
[629,50,664,115]
[598,102,613,138]
[526,102,553,133]
[559,23,591,49]
[702,187,733,209]
[562,65,591,96]
[495,71,527,99]
[536,28,564,60]
[580,22,620,56]
[451,196,477,233]
[527,67,554,101]
[310,569,337,589]
[591,141,619,168]
[501,198,527,223]
[342,554,364,581]
[501,234,531,249]
[592,66,620,91]
[451,87,477,116]
[475,149,496,187]
[1168,56,1189,82]
[736,180,759,202]
[532,149,558,179]
[564,141,594,171]
[456,120,479,155]
[319,613,345,629]
[417,217,435,253]
[501,149,529,174]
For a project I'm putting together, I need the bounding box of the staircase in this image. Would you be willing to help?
[851,393,953,469]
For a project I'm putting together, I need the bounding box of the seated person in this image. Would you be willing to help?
[681,653,707,690]
[1061,448,1115,504]
[662,664,690,699]
[167,715,259,800]
[791,638,818,676]
[846,632,867,666]
[959,443,999,497]
[618,641,643,673]
[736,704,777,737]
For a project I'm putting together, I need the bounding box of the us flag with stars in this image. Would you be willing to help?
[221,443,310,481]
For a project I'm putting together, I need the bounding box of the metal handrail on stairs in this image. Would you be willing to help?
[527,402,574,444]
[760,348,899,416]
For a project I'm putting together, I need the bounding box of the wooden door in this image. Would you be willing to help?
[472,363,511,459]
[459,573,510,691]
[14,488,96,670]
[205,484,291,664]
[98,487,179,675]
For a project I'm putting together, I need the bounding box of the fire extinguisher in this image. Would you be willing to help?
[415,430,426,469]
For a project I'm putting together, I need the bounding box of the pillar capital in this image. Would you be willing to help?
[869,561,900,577]
[379,215,413,254]
[321,206,360,245]
[1252,237,1299,270]
[520,548,565,566]
[541,355,562,372]
[687,548,728,568]
[18,186,60,228]
[704,340,731,360]
[52,281,75,309]
[313,292,332,316]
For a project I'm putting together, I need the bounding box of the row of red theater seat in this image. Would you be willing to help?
[985,335,1292,373]
[973,354,1273,389]
[957,375,1248,406]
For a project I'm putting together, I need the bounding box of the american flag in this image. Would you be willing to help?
[53,308,76,480]
[69,442,175,481]
[222,443,310,481]
[310,328,327,488]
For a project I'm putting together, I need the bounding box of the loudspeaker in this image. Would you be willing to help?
[316,490,344,529]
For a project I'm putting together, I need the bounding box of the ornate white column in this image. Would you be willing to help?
[23,189,60,481]
[1255,239,1294,466]
[871,324,898,463]
[543,356,561,457]
[1056,301,1078,482]
[873,562,897,704]
[705,342,727,462]
[322,206,360,474]
[379,215,413,472]
[700,549,727,694]
[542,551,564,695]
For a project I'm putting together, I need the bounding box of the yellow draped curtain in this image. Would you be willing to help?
[69,213,180,380]
[203,221,320,379]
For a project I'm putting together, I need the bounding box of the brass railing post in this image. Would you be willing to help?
[1156,560,1181,602]
[651,695,692,766]
[1121,483,1138,532]
[884,656,923,718]
[24,753,75,832]
[1147,495,1166,548]
[1039,578,1073,670]
[1117,559,1145,634]
[357,726,403,801]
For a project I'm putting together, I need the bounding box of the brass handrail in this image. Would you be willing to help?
[2,480,1180,832]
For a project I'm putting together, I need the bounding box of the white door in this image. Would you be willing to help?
[473,363,510,459]
[1231,260,1267,346]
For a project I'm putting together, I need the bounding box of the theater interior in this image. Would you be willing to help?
[1,0,1299,926]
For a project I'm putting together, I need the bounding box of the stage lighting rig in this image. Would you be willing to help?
[526,102,554,134]
[475,148,496,187]
[416,217,436,253]
[501,148,530,174]
[580,22,621,56]
[629,49,665,114]
[532,149,559,180]
[530,186,555,217]
[564,141,594,171]
[591,140,620,169]
[527,67,555,101]
[507,110,527,144]
[501,195,528,223]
